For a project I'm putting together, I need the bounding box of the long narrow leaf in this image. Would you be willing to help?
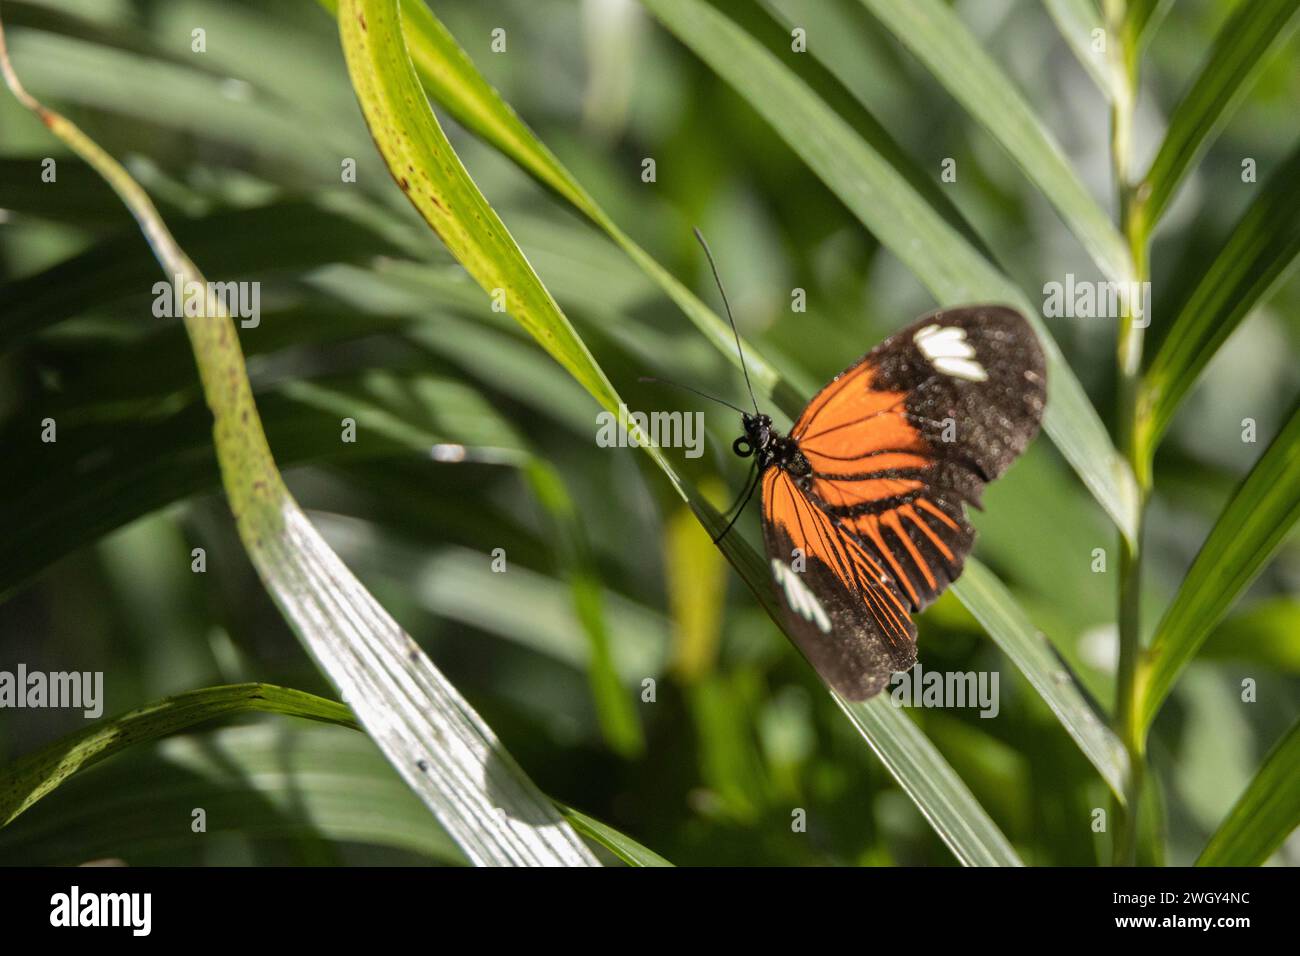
[341,0,1021,866]
[0,723,465,865]
[1140,401,1300,730]
[954,561,1128,800]
[1139,0,1300,227]
[559,807,676,867]
[640,0,1139,544]
[836,697,1023,867]
[0,21,597,867]
[1042,0,1115,102]
[315,0,806,418]
[1139,143,1300,454]
[0,691,670,866]
[1123,0,1173,49]
[0,683,355,828]
[857,0,1131,283]
[1197,718,1300,866]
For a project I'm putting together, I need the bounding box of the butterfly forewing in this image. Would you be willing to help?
[762,469,917,700]
[761,305,1046,699]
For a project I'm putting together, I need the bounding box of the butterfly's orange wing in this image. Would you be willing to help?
[762,306,1046,699]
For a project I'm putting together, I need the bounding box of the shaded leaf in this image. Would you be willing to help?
[1139,0,1300,227]
[1140,142,1300,454]
[954,560,1128,801]
[0,722,465,865]
[857,0,1131,283]
[1197,718,1300,866]
[1141,400,1300,729]
[0,682,354,828]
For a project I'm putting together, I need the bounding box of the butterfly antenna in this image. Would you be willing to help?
[637,376,747,415]
[694,227,760,415]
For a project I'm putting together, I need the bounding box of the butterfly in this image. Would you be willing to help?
[680,233,1047,700]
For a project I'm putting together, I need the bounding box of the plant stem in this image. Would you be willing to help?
[1106,0,1152,866]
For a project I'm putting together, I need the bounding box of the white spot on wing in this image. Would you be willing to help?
[771,559,831,633]
[913,324,988,382]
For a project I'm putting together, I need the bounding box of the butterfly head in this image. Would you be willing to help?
[733,412,769,456]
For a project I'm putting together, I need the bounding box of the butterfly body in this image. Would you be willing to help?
[736,413,808,476]
[733,305,1046,701]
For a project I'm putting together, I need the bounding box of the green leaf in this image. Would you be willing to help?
[0,722,466,865]
[1140,400,1300,730]
[1139,143,1300,455]
[558,806,675,867]
[342,0,1021,866]
[1042,0,1115,102]
[953,560,1129,801]
[640,0,1139,544]
[0,683,355,828]
[0,23,597,866]
[856,0,1131,283]
[1123,0,1173,48]
[836,697,1023,867]
[1139,0,1300,227]
[316,0,806,418]
[1,712,669,867]
[1197,718,1300,866]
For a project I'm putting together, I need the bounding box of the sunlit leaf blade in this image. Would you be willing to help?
[1140,401,1300,730]
[0,683,354,828]
[0,723,466,865]
[0,25,598,867]
[1197,718,1300,866]
[857,0,1131,283]
[1139,143,1300,454]
[1139,0,1300,227]
[558,806,675,867]
[954,561,1128,800]
[835,697,1023,867]
[343,0,1020,865]
[640,0,1139,545]
[315,0,806,419]
[1042,0,1115,101]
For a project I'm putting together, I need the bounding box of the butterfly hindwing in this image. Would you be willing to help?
[760,305,1045,699]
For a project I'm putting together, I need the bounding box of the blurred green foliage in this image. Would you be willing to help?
[0,0,1296,866]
